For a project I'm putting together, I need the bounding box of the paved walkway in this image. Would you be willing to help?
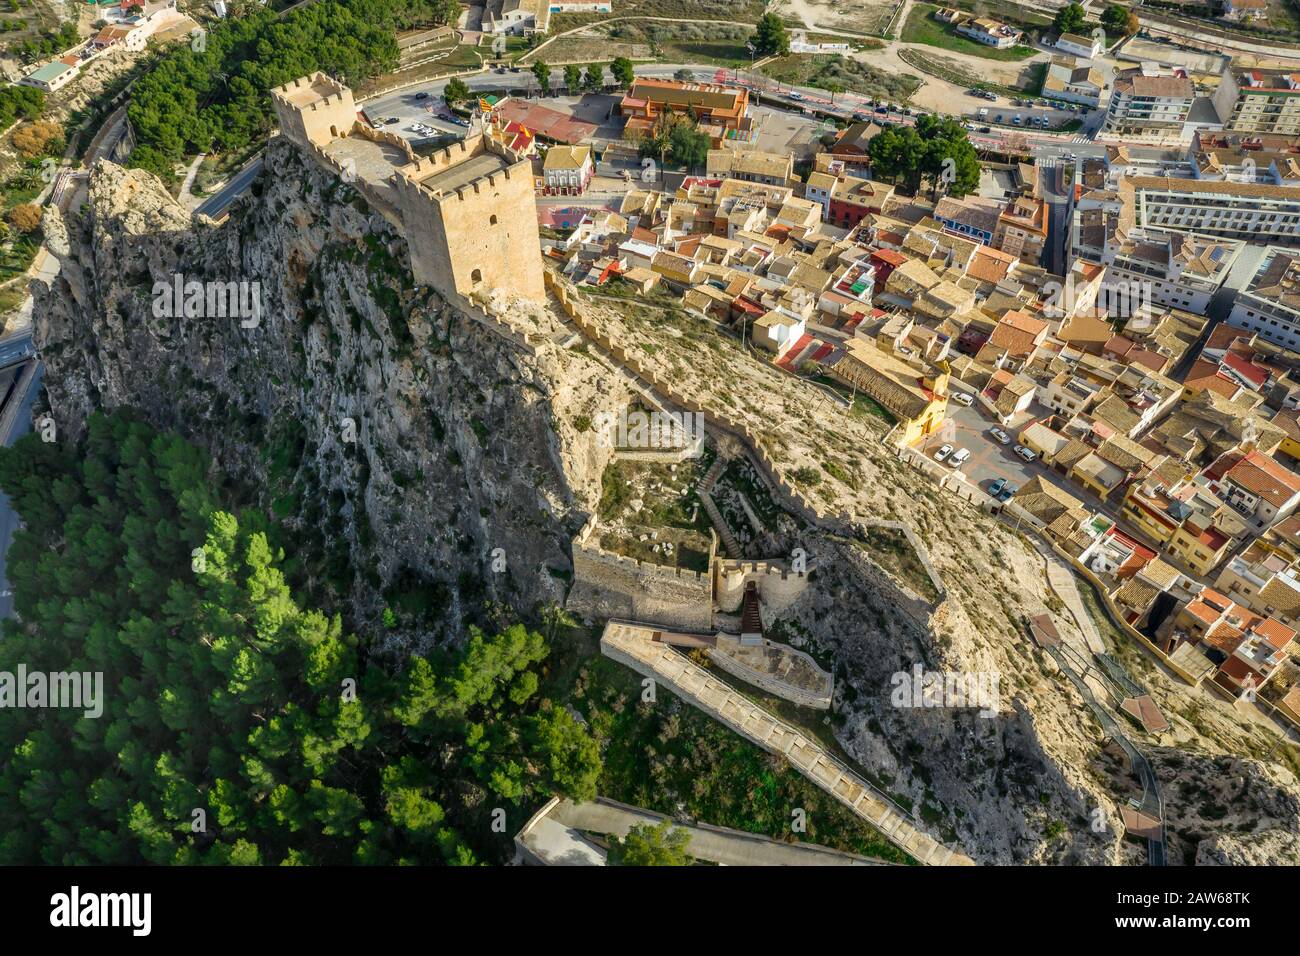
[601,621,975,865]
[551,798,889,865]
[1034,539,1105,656]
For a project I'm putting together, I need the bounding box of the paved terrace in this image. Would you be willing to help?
[601,621,974,865]
[519,797,892,866]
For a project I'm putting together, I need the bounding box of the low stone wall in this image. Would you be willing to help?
[840,536,940,633]
[707,635,832,709]
[350,120,418,164]
[566,515,715,631]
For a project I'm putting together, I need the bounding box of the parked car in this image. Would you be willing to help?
[1013,445,1037,462]
[989,427,1011,445]
[989,477,1007,497]
[949,448,971,467]
[997,484,1017,503]
[934,444,953,463]
[952,391,974,406]
[1012,115,1022,126]
[415,91,430,100]
[979,126,992,133]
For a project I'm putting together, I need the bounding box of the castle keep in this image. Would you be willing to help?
[392,137,546,303]
[269,74,545,304]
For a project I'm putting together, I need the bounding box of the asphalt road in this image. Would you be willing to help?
[195,157,264,219]
[0,356,41,621]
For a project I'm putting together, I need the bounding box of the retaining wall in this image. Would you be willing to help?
[566,514,715,631]
[707,636,833,710]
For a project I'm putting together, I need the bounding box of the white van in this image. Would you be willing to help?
[949,448,971,467]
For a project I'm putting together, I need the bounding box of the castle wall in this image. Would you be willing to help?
[713,559,812,614]
[706,636,832,710]
[565,516,714,631]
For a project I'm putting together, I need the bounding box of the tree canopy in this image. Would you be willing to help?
[126,0,462,180]
[1053,2,1087,35]
[607,821,692,865]
[610,56,635,89]
[0,412,602,864]
[636,112,710,172]
[750,13,790,57]
[866,114,980,199]
[1100,4,1139,35]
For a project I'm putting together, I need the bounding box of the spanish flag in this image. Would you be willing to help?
[479,98,493,112]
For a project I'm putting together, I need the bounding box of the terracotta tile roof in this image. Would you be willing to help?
[1184,359,1241,399]
[1219,450,1300,508]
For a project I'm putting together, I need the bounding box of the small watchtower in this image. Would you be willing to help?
[270,72,356,150]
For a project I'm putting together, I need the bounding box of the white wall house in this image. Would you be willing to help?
[1056,32,1102,58]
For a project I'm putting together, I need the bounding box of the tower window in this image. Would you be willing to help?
[470,268,483,285]
[490,215,499,225]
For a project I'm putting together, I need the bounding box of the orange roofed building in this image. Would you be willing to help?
[621,78,752,138]
[1163,584,1297,699]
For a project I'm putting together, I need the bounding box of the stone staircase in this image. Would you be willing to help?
[698,452,740,558]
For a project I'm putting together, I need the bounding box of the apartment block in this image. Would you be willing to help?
[1102,65,1196,142]
[1227,248,1300,350]
[1216,67,1300,137]
[1122,176,1300,246]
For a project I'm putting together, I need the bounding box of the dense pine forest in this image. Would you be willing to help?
[0,412,599,864]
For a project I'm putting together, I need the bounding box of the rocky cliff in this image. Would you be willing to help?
[35,138,632,655]
[32,135,1300,865]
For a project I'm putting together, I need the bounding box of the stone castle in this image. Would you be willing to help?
[270,72,545,304]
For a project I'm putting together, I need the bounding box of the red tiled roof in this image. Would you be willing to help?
[1221,350,1269,389]
[871,248,908,265]
[1222,449,1300,508]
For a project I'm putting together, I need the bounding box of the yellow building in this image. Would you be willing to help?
[828,339,949,445]
[1167,517,1235,576]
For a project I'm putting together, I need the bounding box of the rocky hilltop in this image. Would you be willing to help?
[36,138,632,653]
[31,136,1300,864]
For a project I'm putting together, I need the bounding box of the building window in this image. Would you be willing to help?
[470,268,483,285]
[490,215,498,225]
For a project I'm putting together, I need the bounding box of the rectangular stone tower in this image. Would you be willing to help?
[270,72,357,149]
[392,133,546,304]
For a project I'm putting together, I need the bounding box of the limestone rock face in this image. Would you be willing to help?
[34,139,630,655]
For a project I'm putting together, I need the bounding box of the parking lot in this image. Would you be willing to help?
[916,398,1050,500]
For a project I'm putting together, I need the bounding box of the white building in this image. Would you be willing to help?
[482,0,551,34]
[19,59,79,93]
[1056,31,1102,58]
[955,17,1023,49]
[1102,64,1196,143]
[1101,228,1241,315]
[1228,248,1300,351]
[1043,56,1106,109]
[1123,176,1300,247]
